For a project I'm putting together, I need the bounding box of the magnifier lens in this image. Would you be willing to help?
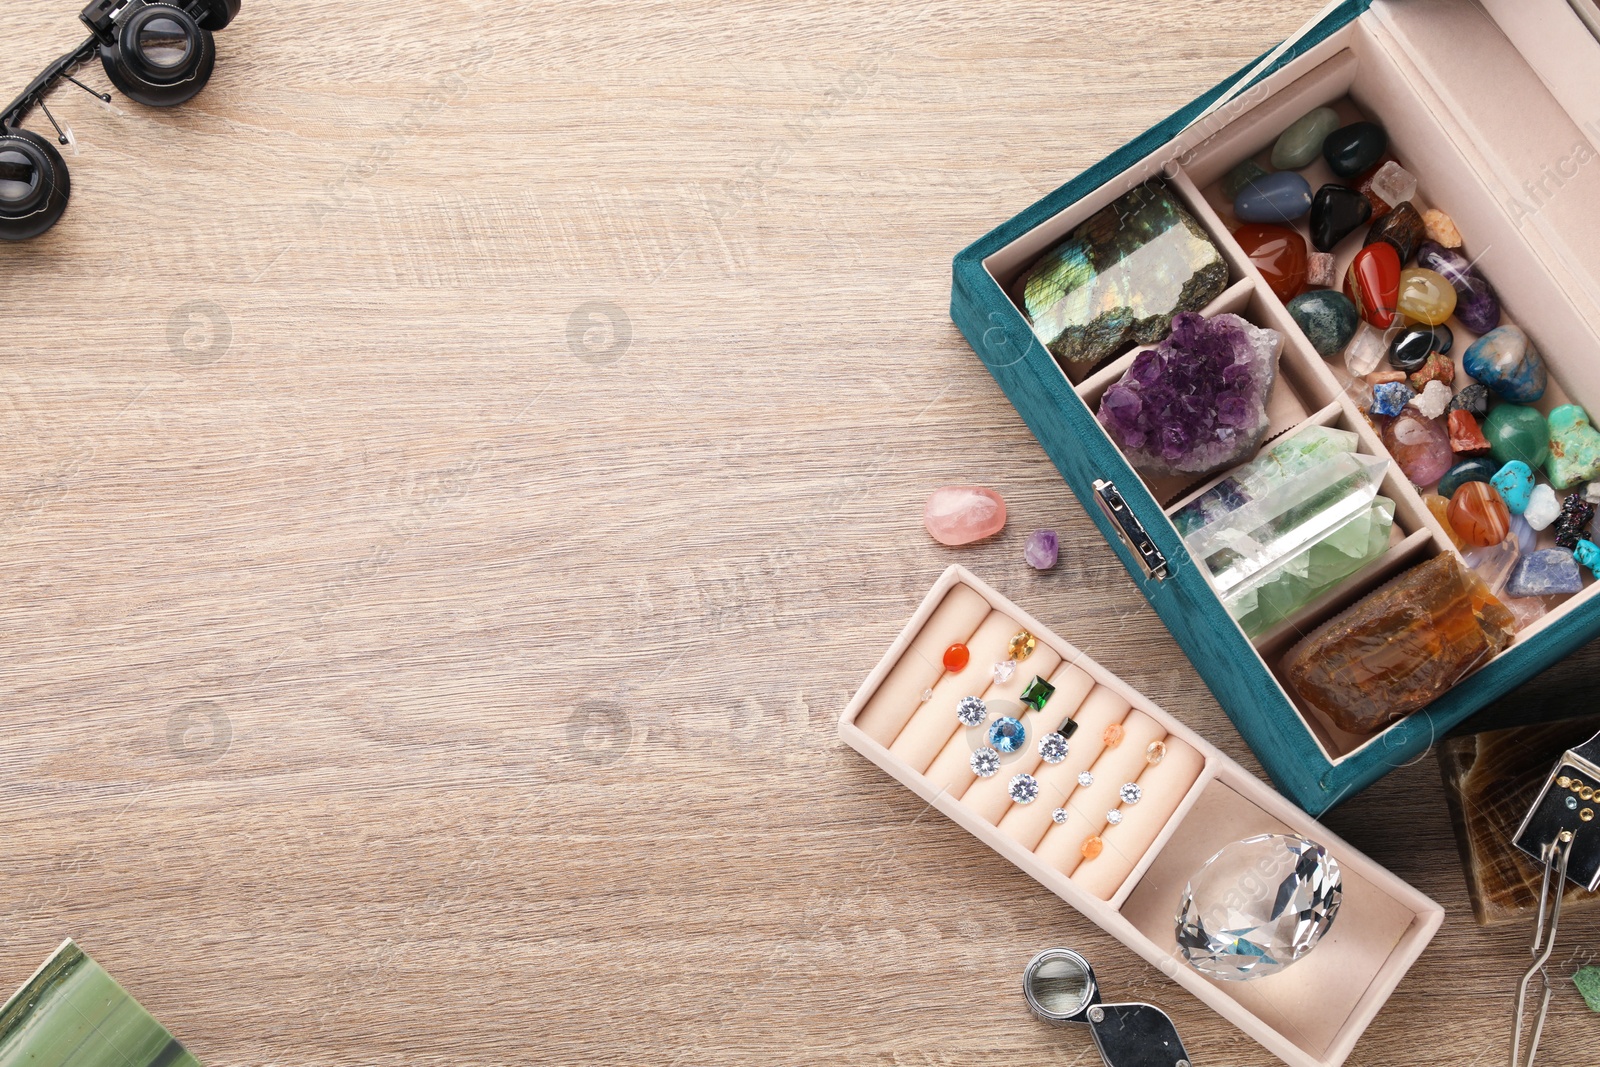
[0,149,41,203]
[135,17,193,69]
[1024,950,1096,1021]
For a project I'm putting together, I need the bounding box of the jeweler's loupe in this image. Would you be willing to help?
[1023,949,1193,1067]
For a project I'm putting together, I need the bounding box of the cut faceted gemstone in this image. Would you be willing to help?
[1078,771,1095,788]
[992,659,1017,684]
[1038,732,1070,764]
[1119,782,1143,805]
[1008,774,1040,804]
[1081,836,1104,860]
[1146,741,1167,765]
[1177,834,1343,981]
[1052,807,1070,825]
[1020,675,1056,711]
[943,643,970,672]
[1103,724,1125,748]
[988,716,1027,753]
[956,696,987,727]
[970,748,1001,777]
[1008,631,1038,661]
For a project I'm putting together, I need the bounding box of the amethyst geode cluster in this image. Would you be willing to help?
[1096,312,1282,478]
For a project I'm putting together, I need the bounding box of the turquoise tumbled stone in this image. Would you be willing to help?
[1272,107,1341,170]
[1019,185,1229,374]
[1484,404,1551,468]
[988,716,1026,753]
[1234,172,1314,224]
[1286,290,1358,358]
[1546,404,1600,490]
[1490,461,1534,514]
[1464,325,1547,403]
[1438,457,1499,500]
[1575,540,1600,581]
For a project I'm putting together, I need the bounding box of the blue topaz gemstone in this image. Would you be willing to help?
[955,696,987,727]
[1234,172,1313,224]
[970,747,1001,777]
[1491,461,1535,514]
[1438,457,1499,500]
[988,716,1026,753]
[1008,773,1040,804]
[1038,731,1070,764]
[1506,549,1584,598]
[1370,381,1414,418]
[1019,676,1056,711]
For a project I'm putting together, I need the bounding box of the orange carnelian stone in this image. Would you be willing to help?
[943,643,969,672]
[1232,223,1308,303]
[1448,410,1491,456]
[1448,481,1512,547]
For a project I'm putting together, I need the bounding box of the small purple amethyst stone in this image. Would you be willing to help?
[1417,240,1501,334]
[1095,312,1282,478]
[1024,529,1059,570]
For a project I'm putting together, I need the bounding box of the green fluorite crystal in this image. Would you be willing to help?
[0,941,200,1067]
[1228,496,1394,637]
[1018,184,1228,375]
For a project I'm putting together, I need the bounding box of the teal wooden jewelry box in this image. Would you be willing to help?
[950,0,1600,814]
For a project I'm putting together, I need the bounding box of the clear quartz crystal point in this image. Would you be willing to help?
[1176,833,1342,981]
[1173,426,1390,595]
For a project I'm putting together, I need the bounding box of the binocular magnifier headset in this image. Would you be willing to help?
[0,0,241,240]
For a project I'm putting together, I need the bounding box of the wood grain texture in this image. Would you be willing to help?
[1,1,1597,1064]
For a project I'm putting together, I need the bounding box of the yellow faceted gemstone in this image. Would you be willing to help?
[1397,268,1457,326]
[1008,630,1037,660]
[1423,492,1464,549]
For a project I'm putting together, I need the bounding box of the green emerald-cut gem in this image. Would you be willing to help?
[1020,676,1056,711]
[0,940,201,1067]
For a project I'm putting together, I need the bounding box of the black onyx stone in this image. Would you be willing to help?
[1057,718,1079,739]
[1388,323,1450,372]
[1448,382,1490,418]
[1309,184,1372,252]
[1433,323,1455,355]
[1323,121,1388,178]
[1366,202,1425,265]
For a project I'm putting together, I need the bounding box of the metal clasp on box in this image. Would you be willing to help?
[1093,479,1168,581]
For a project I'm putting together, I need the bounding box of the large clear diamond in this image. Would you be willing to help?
[1175,833,1341,981]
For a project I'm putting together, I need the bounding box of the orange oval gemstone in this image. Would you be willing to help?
[1447,481,1511,548]
[943,643,969,672]
[1103,723,1125,748]
[1081,835,1104,860]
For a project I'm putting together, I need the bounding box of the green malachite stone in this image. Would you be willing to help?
[0,941,200,1067]
[1017,184,1228,376]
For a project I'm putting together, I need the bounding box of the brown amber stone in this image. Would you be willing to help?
[1423,493,1465,548]
[1232,223,1307,302]
[1448,481,1512,547]
[1283,553,1515,736]
[1448,410,1491,456]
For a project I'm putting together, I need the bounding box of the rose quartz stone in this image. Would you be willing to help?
[923,485,1006,545]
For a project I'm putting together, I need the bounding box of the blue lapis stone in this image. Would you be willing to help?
[1506,548,1584,598]
[988,716,1026,753]
[1370,381,1414,418]
[1233,172,1313,224]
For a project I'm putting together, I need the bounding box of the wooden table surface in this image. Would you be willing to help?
[3,1,1597,1063]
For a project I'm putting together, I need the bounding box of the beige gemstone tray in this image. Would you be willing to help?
[838,564,1443,1067]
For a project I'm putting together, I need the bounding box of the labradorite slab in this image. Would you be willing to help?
[0,940,200,1067]
[1018,185,1228,375]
